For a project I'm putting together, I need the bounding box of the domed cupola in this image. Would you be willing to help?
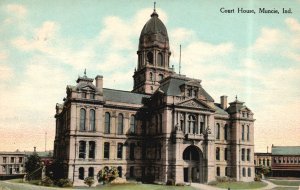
[139,9,169,50]
[133,5,174,95]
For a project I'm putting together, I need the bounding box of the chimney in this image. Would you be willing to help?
[220,95,228,109]
[34,147,36,152]
[95,75,103,93]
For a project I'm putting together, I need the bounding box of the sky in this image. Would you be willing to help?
[0,0,299,152]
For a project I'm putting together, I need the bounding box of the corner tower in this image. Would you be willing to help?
[132,7,174,94]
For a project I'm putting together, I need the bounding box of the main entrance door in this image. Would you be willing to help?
[182,145,203,183]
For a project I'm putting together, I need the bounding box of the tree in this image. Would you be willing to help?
[97,167,118,184]
[25,153,42,180]
[84,177,95,187]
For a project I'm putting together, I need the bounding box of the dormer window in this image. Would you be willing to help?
[82,92,86,98]
[192,90,197,98]
[90,94,95,99]
[158,74,164,81]
[188,89,192,97]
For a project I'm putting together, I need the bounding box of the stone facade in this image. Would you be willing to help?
[0,151,25,176]
[54,8,255,186]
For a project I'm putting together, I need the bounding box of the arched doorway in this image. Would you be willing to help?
[182,145,203,183]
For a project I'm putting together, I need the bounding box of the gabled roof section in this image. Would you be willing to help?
[272,146,300,155]
[176,98,215,111]
[103,88,150,105]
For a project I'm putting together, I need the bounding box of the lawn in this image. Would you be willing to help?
[271,187,298,190]
[0,180,197,190]
[74,184,197,190]
[213,181,268,189]
[268,179,300,186]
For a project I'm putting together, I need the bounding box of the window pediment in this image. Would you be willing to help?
[176,99,215,111]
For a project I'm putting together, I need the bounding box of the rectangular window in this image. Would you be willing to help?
[224,148,228,161]
[10,157,15,163]
[19,157,23,163]
[241,148,245,161]
[117,143,123,159]
[89,141,95,159]
[3,157,6,163]
[79,141,86,159]
[247,149,250,161]
[104,142,110,159]
[130,143,135,160]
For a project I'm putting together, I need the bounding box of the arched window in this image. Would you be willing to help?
[263,159,266,165]
[183,146,200,161]
[216,167,220,176]
[259,159,261,165]
[242,125,245,141]
[188,115,196,134]
[157,53,163,66]
[147,52,153,64]
[117,166,122,178]
[130,166,134,177]
[130,115,136,134]
[104,112,110,134]
[224,124,228,140]
[89,109,95,131]
[79,141,86,159]
[216,123,220,139]
[225,167,229,176]
[242,168,246,177]
[248,168,251,177]
[247,125,250,141]
[80,108,86,131]
[200,115,204,134]
[79,167,84,180]
[89,141,95,159]
[150,72,153,81]
[180,114,184,132]
[117,113,124,135]
[117,143,123,159]
[88,167,94,178]
[216,147,220,160]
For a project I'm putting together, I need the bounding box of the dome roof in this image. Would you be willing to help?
[139,10,169,41]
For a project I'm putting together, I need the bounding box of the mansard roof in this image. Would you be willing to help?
[272,146,300,156]
[103,88,150,105]
[159,75,214,102]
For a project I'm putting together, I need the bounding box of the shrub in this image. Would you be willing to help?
[84,177,95,187]
[41,177,53,186]
[254,174,261,182]
[166,179,175,186]
[56,178,73,187]
[97,167,119,184]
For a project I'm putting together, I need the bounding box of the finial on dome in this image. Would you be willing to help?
[235,95,238,101]
[84,68,87,77]
[151,2,158,17]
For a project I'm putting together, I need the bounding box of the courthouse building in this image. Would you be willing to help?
[54,7,255,185]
